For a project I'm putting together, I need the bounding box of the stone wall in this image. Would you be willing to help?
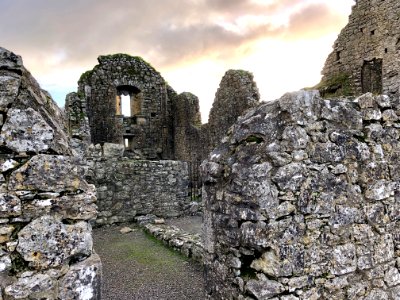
[321,0,400,97]
[173,92,202,162]
[65,92,91,156]
[201,69,260,158]
[202,90,400,299]
[0,48,101,299]
[78,54,174,160]
[86,143,191,226]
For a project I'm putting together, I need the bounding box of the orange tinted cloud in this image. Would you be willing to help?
[0,0,349,70]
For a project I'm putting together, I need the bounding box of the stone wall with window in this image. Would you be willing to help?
[321,0,400,97]
[77,54,174,160]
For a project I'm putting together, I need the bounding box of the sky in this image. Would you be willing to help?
[0,0,355,122]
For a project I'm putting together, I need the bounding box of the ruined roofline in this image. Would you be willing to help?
[79,52,162,84]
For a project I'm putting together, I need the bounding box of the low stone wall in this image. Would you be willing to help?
[87,145,191,226]
[143,223,204,262]
[202,90,400,299]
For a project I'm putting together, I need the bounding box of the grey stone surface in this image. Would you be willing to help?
[88,155,191,226]
[201,69,260,159]
[59,253,102,300]
[321,0,400,97]
[0,47,100,299]
[0,108,54,153]
[143,222,204,262]
[202,90,400,299]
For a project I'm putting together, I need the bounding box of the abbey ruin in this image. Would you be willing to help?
[321,0,400,97]
[0,0,399,298]
[64,55,260,226]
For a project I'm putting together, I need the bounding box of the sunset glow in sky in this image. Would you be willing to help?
[0,0,355,121]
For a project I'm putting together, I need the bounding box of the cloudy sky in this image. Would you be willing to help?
[0,0,355,121]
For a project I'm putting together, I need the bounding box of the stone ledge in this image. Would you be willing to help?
[141,223,204,263]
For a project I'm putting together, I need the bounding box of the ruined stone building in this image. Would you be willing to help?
[321,0,400,97]
[1,0,400,297]
[201,1,400,298]
[66,54,259,163]
[65,54,260,226]
[202,90,400,299]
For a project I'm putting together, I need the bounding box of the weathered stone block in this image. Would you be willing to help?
[59,253,102,300]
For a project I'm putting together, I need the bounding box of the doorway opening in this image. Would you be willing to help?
[362,58,383,94]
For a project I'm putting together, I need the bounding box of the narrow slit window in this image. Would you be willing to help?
[336,51,341,61]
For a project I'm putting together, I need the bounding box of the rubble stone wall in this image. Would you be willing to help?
[173,92,202,162]
[202,90,400,299]
[78,54,174,160]
[0,48,101,299]
[321,0,400,97]
[87,144,190,226]
[201,69,260,159]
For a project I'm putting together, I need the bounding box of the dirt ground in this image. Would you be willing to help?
[93,225,205,300]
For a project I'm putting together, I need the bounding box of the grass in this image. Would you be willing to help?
[95,227,189,269]
[313,72,353,98]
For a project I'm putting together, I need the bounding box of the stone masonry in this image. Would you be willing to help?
[0,47,101,299]
[86,143,191,226]
[76,54,176,160]
[202,90,400,299]
[201,70,260,159]
[321,0,400,97]
[65,58,262,224]
[67,60,260,164]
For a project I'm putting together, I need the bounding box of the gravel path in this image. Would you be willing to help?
[93,225,205,300]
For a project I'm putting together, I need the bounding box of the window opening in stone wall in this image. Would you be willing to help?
[124,137,133,150]
[362,58,383,94]
[131,93,143,115]
[336,51,341,61]
[116,85,142,117]
[371,30,375,35]
[385,48,388,53]
[121,94,131,116]
[115,95,122,115]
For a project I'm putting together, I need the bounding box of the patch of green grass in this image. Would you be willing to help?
[314,73,353,98]
[99,229,188,268]
[78,70,94,82]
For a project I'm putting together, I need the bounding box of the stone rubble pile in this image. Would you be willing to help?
[202,90,400,299]
[0,47,101,299]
